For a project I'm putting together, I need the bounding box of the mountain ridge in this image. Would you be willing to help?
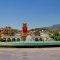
[30,24,60,32]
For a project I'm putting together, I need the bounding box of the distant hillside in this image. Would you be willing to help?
[30,24,60,32]
[30,27,48,31]
[48,24,60,32]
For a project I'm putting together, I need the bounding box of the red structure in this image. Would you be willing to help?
[21,23,28,40]
[22,23,28,33]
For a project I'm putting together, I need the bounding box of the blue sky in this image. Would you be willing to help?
[0,0,60,30]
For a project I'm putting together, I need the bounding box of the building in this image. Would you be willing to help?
[0,24,52,42]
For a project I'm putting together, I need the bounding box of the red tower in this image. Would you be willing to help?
[21,23,28,40]
[22,23,28,33]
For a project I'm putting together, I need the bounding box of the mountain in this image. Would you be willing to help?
[30,24,60,32]
[48,24,60,32]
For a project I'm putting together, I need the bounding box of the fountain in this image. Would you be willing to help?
[26,35,33,41]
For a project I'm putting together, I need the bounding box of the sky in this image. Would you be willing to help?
[0,0,60,30]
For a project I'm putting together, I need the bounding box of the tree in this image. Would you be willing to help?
[12,38,16,41]
[17,38,20,41]
[39,38,42,41]
[35,38,39,41]
[50,32,60,41]
[0,38,6,42]
[34,30,40,36]
[7,38,11,42]
[3,29,18,36]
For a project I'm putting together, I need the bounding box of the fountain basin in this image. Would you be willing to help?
[0,41,60,47]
